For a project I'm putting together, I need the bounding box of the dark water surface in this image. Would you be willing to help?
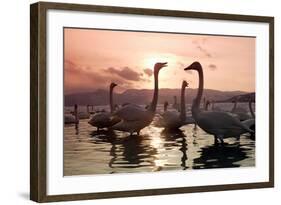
[64,103,255,176]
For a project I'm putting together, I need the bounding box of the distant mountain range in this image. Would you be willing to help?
[218,92,255,103]
[64,88,255,106]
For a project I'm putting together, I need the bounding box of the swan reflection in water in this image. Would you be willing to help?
[90,130,158,171]
[160,129,188,170]
[63,119,255,176]
[192,144,251,169]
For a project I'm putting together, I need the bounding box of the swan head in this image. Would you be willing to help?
[110,82,118,88]
[154,62,167,72]
[184,61,201,71]
[182,80,189,88]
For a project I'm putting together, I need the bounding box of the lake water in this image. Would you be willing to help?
[63,103,255,176]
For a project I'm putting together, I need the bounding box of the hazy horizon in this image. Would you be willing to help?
[64,28,255,94]
[64,87,255,95]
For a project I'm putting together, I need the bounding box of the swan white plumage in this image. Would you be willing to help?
[184,61,253,144]
[88,82,120,131]
[112,62,167,135]
[155,81,194,129]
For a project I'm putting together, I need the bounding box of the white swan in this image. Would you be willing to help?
[155,81,194,129]
[88,82,120,131]
[184,62,253,144]
[64,104,79,124]
[112,62,167,135]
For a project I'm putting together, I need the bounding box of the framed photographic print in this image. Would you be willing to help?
[30,1,274,202]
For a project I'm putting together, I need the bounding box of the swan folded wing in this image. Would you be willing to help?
[78,112,90,119]
[89,112,111,124]
[162,111,179,121]
[197,111,252,133]
[242,119,255,129]
[161,111,180,126]
[234,112,251,121]
[113,104,149,121]
[233,107,247,113]
[112,120,148,133]
[64,115,77,124]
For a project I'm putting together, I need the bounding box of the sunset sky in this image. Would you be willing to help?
[64,28,255,94]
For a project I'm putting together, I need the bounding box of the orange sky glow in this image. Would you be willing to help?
[64,28,255,94]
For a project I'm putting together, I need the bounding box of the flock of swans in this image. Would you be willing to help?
[65,61,255,145]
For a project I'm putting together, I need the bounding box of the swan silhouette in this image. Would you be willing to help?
[88,82,120,131]
[112,62,167,135]
[155,80,194,130]
[231,96,251,121]
[204,100,211,111]
[184,62,253,144]
[172,96,180,111]
[242,95,255,139]
[64,104,79,124]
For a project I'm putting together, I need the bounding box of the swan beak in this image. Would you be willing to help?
[184,61,200,70]
[161,62,168,68]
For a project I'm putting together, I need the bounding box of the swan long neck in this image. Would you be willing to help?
[149,69,159,112]
[74,104,78,122]
[180,84,186,121]
[249,97,255,118]
[164,103,168,112]
[109,86,114,113]
[204,101,209,111]
[192,66,204,117]
[232,99,237,112]
[202,98,206,109]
